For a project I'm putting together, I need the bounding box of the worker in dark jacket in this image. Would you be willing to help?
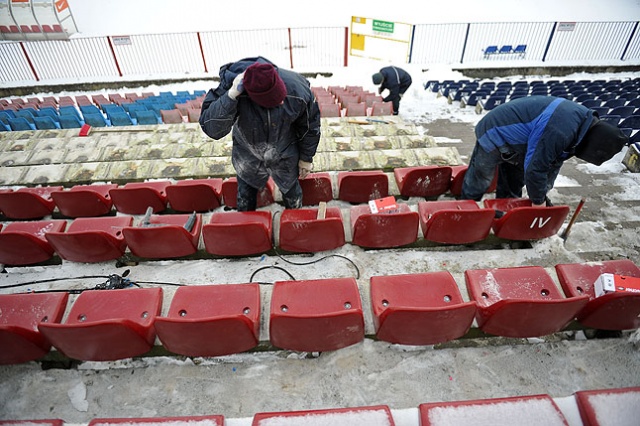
[372,66,412,115]
[460,96,628,206]
[200,57,321,211]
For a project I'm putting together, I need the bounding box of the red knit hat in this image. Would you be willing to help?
[243,63,287,108]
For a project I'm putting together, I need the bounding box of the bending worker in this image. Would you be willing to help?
[372,65,412,115]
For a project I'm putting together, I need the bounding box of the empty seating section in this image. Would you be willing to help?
[313,86,393,118]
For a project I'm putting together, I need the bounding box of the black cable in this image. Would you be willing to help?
[274,248,361,280]
[249,265,296,283]
[134,280,186,287]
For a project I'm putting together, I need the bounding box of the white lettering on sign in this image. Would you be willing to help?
[530,217,551,229]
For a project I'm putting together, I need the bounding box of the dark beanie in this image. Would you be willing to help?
[243,63,287,108]
[575,120,629,166]
[372,72,383,85]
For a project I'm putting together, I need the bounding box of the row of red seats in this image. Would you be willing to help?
[1,259,638,365]
[2,386,639,425]
[313,85,393,117]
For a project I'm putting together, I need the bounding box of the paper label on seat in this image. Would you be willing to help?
[368,196,398,214]
[594,273,640,297]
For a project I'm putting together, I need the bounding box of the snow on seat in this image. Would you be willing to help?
[465,266,589,337]
[338,170,388,203]
[299,172,333,205]
[350,203,419,248]
[418,200,494,244]
[252,405,395,426]
[269,278,364,352]
[38,288,163,361]
[0,186,63,219]
[0,292,68,364]
[202,211,272,256]
[155,283,260,357]
[123,213,202,259]
[370,272,477,345]
[165,178,223,212]
[88,414,224,426]
[555,259,640,330]
[220,177,275,209]
[483,198,570,240]
[0,220,66,265]
[419,394,569,426]
[449,165,497,197]
[45,216,132,263]
[108,180,171,215]
[393,165,452,198]
[278,207,345,253]
[574,386,640,426]
[50,183,118,217]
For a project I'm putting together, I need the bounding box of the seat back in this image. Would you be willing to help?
[393,166,452,198]
[0,220,67,265]
[220,177,275,209]
[299,172,333,205]
[338,170,388,203]
[0,186,61,219]
[419,200,494,244]
[165,178,223,212]
[371,101,393,116]
[489,204,570,240]
[252,406,395,426]
[109,181,171,214]
[51,184,117,217]
[202,211,273,256]
[350,203,418,248]
[278,207,345,252]
[123,213,202,259]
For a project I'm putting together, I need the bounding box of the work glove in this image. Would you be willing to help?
[228,72,245,100]
[298,160,313,179]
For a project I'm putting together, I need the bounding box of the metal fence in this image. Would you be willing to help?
[1,20,638,87]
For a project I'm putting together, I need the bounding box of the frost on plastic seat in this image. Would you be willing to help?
[419,394,569,426]
[574,387,640,426]
[465,266,589,337]
[338,170,388,203]
[0,186,63,219]
[278,207,345,253]
[252,405,395,426]
[418,200,494,244]
[371,272,476,345]
[0,292,69,365]
[51,183,118,217]
[483,198,570,240]
[38,288,163,361]
[45,216,132,263]
[269,278,364,352]
[393,165,452,199]
[202,211,272,256]
[299,172,333,205]
[108,181,171,215]
[555,259,640,330]
[350,203,419,248]
[0,220,66,265]
[123,213,202,259]
[165,178,223,212]
[88,415,224,426]
[220,177,275,209]
[155,283,260,357]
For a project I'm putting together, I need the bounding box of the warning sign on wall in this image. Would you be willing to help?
[350,16,412,63]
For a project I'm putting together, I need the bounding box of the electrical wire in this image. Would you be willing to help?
[273,247,361,279]
[249,265,296,283]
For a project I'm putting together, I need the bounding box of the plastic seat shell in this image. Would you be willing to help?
[419,200,494,244]
[165,178,223,212]
[350,203,418,248]
[123,213,202,259]
[202,211,273,256]
[0,186,63,219]
[109,181,171,215]
[0,220,67,265]
[338,170,388,203]
[51,184,117,217]
[393,166,452,198]
[484,198,570,240]
[252,405,395,426]
[278,207,345,253]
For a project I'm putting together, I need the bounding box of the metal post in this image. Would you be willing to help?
[542,22,557,62]
[460,23,470,64]
[106,36,123,77]
[621,21,639,61]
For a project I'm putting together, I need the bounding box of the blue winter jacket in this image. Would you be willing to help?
[475,96,595,204]
[379,66,412,102]
[199,57,321,193]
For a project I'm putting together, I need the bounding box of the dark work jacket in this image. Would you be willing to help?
[379,66,412,102]
[199,57,321,193]
[475,95,595,204]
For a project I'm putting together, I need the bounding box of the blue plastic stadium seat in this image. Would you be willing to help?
[58,114,83,129]
[109,111,133,126]
[133,110,159,125]
[9,117,34,131]
[83,112,108,127]
[33,116,59,130]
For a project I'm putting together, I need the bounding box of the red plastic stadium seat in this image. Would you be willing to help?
[252,405,395,426]
[109,181,171,215]
[465,266,589,337]
[220,177,275,209]
[0,220,66,265]
[319,103,341,118]
[299,172,333,205]
[202,211,273,256]
[278,207,345,253]
[0,292,69,365]
[123,213,202,259]
[418,200,494,244]
[449,165,498,196]
[269,278,364,352]
[165,178,223,212]
[88,416,224,426]
[51,184,118,217]
[350,203,419,248]
[574,387,640,426]
[393,166,452,198]
[155,284,260,357]
[555,259,640,330]
[0,186,63,219]
[371,101,393,116]
[419,394,569,426]
[483,198,570,240]
[338,170,388,203]
[38,288,163,361]
[371,272,476,345]
[345,102,367,117]
[0,421,64,426]
[45,216,132,263]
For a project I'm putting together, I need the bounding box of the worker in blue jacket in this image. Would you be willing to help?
[199,57,321,211]
[460,96,628,206]
[372,66,412,115]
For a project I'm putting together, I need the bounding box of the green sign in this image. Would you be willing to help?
[372,20,394,33]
